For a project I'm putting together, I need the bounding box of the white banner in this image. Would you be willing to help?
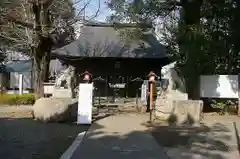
[77,83,93,124]
[200,75,238,98]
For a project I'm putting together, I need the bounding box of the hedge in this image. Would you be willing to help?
[0,93,35,105]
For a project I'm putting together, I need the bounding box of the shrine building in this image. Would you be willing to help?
[51,22,170,98]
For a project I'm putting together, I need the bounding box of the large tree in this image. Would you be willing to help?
[108,0,203,98]
[0,0,100,98]
[108,0,240,99]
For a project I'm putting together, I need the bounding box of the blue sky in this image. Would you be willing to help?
[74,0,112,22]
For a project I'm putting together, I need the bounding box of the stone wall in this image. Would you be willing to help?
[155,97,203,125]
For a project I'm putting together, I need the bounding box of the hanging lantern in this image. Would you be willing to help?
[83,71,92,81]
[148,71,156,82]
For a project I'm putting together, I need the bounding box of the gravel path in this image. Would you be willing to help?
[0,105,32,113]
[0,107,89,159]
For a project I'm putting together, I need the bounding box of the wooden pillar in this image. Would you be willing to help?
[238,74,240,115]
[126,76,129,99]
[105,75,108,102]
[149,82,153,122]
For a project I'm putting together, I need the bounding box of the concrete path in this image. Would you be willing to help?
[70,113,169,159]
[68,113,240,159]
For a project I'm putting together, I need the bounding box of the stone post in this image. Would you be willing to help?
[19,73,23,95]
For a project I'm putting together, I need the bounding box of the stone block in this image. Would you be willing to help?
[155,97,173,120]
[155,99,203,125]
[136,105,147,113]
[166,92,188,100]
[52,88,73,98]
[32,97,78,122]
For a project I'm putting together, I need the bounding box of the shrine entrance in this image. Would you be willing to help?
[91,74,145,104]
[53,56,170,105]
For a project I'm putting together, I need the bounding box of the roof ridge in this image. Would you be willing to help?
[84,22,153,28]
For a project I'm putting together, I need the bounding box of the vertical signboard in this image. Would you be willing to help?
[77,83,93,124]
[141,80,148,105]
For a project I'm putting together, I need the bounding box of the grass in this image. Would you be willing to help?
[0,93,35,105]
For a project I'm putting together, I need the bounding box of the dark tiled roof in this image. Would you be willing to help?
[53,24,166,59]
[0,60,32,73]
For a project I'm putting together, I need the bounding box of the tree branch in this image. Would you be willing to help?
[75,0,91,17]
[2,16,34,29]
[0,33,25,43]
[87,0,101,20]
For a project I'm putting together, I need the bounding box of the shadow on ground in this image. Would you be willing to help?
[0,117,90,159]
[150,123,236,159]
[142,113,240,158]
[1,108,240,159]
[72,113,240,159]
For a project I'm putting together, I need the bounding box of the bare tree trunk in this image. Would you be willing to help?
[44,52,50,82]
[33,51,51,98]
[32,1,53,99]
[33,55,45,99]
[33,37,52,99]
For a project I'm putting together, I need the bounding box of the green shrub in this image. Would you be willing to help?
[210,99,237,115]
[0,93,35,105]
